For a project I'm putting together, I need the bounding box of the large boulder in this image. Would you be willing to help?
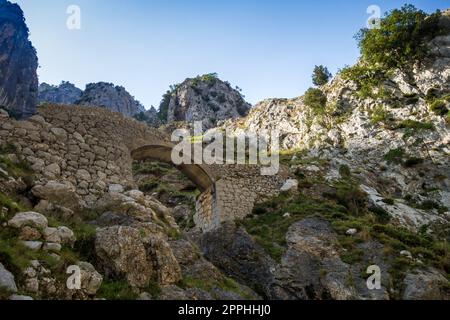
[273,218,356,300]
[31,181,83,211]
[77,262,103,296]
[95,224,181,288]
[403,268,450,300]
[8,211,48,229]
[200,222,278,299]
[95,225,152,288]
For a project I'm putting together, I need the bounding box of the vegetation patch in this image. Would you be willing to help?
[340,64,389,99]
[304,88,327,115]
[97,279,138,300]
[397,120,434,131]
[179,275,255,300]
[239,170,449,285]
[355,5,444,70]
[384,148,405,165]
[312,65,332,86]
[369,105,394,126]
[403,93,420,105]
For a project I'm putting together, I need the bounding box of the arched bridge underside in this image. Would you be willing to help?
[131,145,215,192]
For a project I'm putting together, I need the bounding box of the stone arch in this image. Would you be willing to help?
[130,144,214,192]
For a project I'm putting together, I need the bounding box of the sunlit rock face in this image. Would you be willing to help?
[77,82,146,117]
[38,82,83,105]
[165,75,251,130]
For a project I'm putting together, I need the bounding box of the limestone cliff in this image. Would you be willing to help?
[221,10,450,227]
[0,0,38,119]
[38,81,82,105]
[77,82,145,117]
[160,74,251,130]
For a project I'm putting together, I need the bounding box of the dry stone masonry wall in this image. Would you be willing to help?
[195,164,288,231]
[0,105,169,206]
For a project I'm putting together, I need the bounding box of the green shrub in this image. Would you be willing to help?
[340,64,388,99]
[179,275,254,299]
[157,84,179,121]
[403,157,424,168]
[132,161,172,176]
[304,88,327,115]
[0,143,16,154]
[332,180,367,216]
[384,148,405,164]
[355,5,443,70]
[369,206,391,224]
[425,88,441,102]
[339,165,351,178]
[370,105,390,125]
[312,65,332,86]
[416,200,441,211]
[397,119,434,131]
[97,279,138,300]
[0,155,32,179]
[0,193,28,216]
[200,73,219,83]
[429,99,449,116]
[145,280,162,298]
[404,93,420,105]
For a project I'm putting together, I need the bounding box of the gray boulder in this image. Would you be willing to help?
[403,268,450,300]
[8,211,48,229]
[0,263,18,293]
[200,222,278,299]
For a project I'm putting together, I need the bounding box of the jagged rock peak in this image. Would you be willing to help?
[38,81,83,105]
[133,106,162,128]
[160,73,251,130]
[0,0,38,119]
[77,82,145,117]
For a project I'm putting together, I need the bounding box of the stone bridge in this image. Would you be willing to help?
[0,105,287,231]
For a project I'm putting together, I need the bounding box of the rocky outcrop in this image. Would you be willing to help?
[163,74,251,130]
[200,222,278,298]
[403,268,450,300]
[273,218,391,300]
[220,14,450,231]
[0,0,38,119]
[94,189,182,288]
[200,219,394,300]
[38,81,149,120]
[77,82,145,117]
[38,82,82,105]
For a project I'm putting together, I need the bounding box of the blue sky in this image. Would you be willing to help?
[14,0,448,109]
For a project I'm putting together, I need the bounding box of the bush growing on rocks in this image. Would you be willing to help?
[355,5,444,70]
[304,88,327,115]
[429,96,450,116]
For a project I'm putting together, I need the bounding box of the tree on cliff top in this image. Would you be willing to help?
[355,4,443,70]
[312,65,332,86]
